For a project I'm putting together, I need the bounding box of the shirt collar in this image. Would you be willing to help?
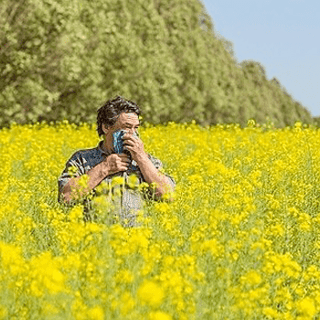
[97,140,114,156]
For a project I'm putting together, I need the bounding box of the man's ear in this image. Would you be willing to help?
[102,123,109,134]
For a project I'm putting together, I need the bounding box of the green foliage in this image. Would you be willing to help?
[0,0,314,127]
[313,116,320,127]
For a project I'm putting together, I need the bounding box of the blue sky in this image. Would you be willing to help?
[200,0,320,117]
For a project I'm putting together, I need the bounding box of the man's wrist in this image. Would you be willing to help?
[99,161,110,177]
[135,152,149,165]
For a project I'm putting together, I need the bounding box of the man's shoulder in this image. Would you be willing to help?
[68,145,102,162]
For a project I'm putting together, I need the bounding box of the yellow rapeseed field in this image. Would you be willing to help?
[1,120,320,319]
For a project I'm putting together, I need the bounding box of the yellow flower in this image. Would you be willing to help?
[267,224,285,237]
[0,305,8,319]
[29,252,65,295]
[120,292,135,315]
[69,204,84,221]
[68,165,79,177]
[138,280,165,307]
[88,306,104,320]
[127,173,139,189]
[115,269,134,284]
[240,270,262,286]
[296,297,316,318]
[5,120,320,319]
[263,307,278,319]
[77,174,90,188]
[149,311,172,320]
[41,303,59,316]
[111,176,125,187]
[198,239,224,257]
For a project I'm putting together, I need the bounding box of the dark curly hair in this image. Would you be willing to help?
[97,96,141,137]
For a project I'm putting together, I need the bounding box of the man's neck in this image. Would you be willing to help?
[102,137,113,153]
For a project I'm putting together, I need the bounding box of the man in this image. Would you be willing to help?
[58,96,176,226]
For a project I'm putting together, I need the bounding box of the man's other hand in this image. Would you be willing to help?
[122,133,146,162]
[104,153,131,175]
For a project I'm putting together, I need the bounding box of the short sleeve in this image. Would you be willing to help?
[58,152,86,202]
[148,154,163,170]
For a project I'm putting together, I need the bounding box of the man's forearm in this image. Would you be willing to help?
[61,162,108,203]
[136,153,174,198]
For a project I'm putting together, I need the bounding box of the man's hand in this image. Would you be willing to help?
[122,133,147,162]
[104,153,131,175]
[61,153,130,203]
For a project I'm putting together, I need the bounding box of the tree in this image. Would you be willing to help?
[0,0,313,128]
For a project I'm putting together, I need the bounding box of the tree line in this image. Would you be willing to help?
[0,0,314,128]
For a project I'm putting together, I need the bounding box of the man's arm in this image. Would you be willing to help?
[61,154,130,203]
[61,161,108,203]
[123,133,175,200]
[135,153,174,200]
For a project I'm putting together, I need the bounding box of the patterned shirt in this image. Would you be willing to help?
[58,141,176,226]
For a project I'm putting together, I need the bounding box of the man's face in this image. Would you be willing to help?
[109,112,140,135]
